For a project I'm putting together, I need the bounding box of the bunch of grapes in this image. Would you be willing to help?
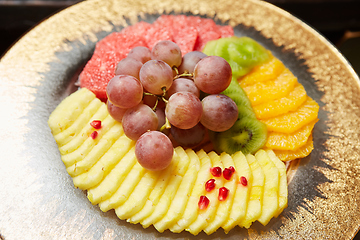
[106,40,238,171]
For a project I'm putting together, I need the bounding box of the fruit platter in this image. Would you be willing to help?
[1,0,360,239]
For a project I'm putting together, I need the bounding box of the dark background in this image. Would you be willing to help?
[0,0,359,238]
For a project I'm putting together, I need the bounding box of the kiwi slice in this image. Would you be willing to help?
[237,105,256,120]
[222,78,253,110]
[210,117,267,155]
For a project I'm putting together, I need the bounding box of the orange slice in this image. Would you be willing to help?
[253,83,307,120]
[261,97,319,134]
[238,54,285,87]
[242,68,297,106]
[265,119,318,150]
[271,134,314,162]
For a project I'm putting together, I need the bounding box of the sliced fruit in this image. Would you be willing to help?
[239,153,264,228]
[255,150,279,226]
[87,146,137,204]
[238,54,285,87]
[113,168,160,220]
[98,159,147,212]
[241,68,297,106]
[204,153,237,234]
[271,134,314,161]
[140,147,190,228]
[222,151,252,233]
[266,149,288,216]
[261,97,319,133]
[265,118,318,151]
[54,98,104,149]
[48,88,97,136]
[66,118,121,177]
[253,83,307,119]
[186,151,224,235]
[212,117,268,155]
[153,149,199,232]
[203,36,270,79]
[169,149,212,233]
[72,134,134,190]
[222,78,255,113]
[127,148,182,224]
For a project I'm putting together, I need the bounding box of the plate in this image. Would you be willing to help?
[0,0,360,239]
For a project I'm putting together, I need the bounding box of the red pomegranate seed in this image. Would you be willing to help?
[90,131,98,139]
[240,176,248,186]
[218,187,229,201]
[90,120,102,129]
[198,195,210,210]
[223,166,235,180]
[210,167,222,177]
[205,179,216,192]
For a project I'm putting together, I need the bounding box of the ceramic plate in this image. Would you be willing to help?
[1,0,360,239]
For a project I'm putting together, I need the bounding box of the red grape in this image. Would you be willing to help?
[135,131,174,171]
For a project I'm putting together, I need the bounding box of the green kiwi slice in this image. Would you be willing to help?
[222,78,253,110]
[210,117,267,155]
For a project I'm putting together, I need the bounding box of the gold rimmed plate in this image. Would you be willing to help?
[1,0,360,239]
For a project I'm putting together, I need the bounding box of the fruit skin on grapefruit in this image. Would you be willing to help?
[79,15,234,101]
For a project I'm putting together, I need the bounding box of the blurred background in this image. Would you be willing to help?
[0,0,359,77]
[0,0,359,238]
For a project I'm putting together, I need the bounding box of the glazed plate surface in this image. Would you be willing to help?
[0,0,360,239]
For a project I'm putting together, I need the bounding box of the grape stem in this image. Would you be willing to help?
[160,116,171,131]
[173,72,193,80]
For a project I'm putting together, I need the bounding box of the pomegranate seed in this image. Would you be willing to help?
[223,166,235,180]
[205,179,216,192]
[90,120,102,129]
[218,187,229,201]
[90,131,98,139]
[240,176,248,186]
[198,195,210,210]
[210,167,222,177]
